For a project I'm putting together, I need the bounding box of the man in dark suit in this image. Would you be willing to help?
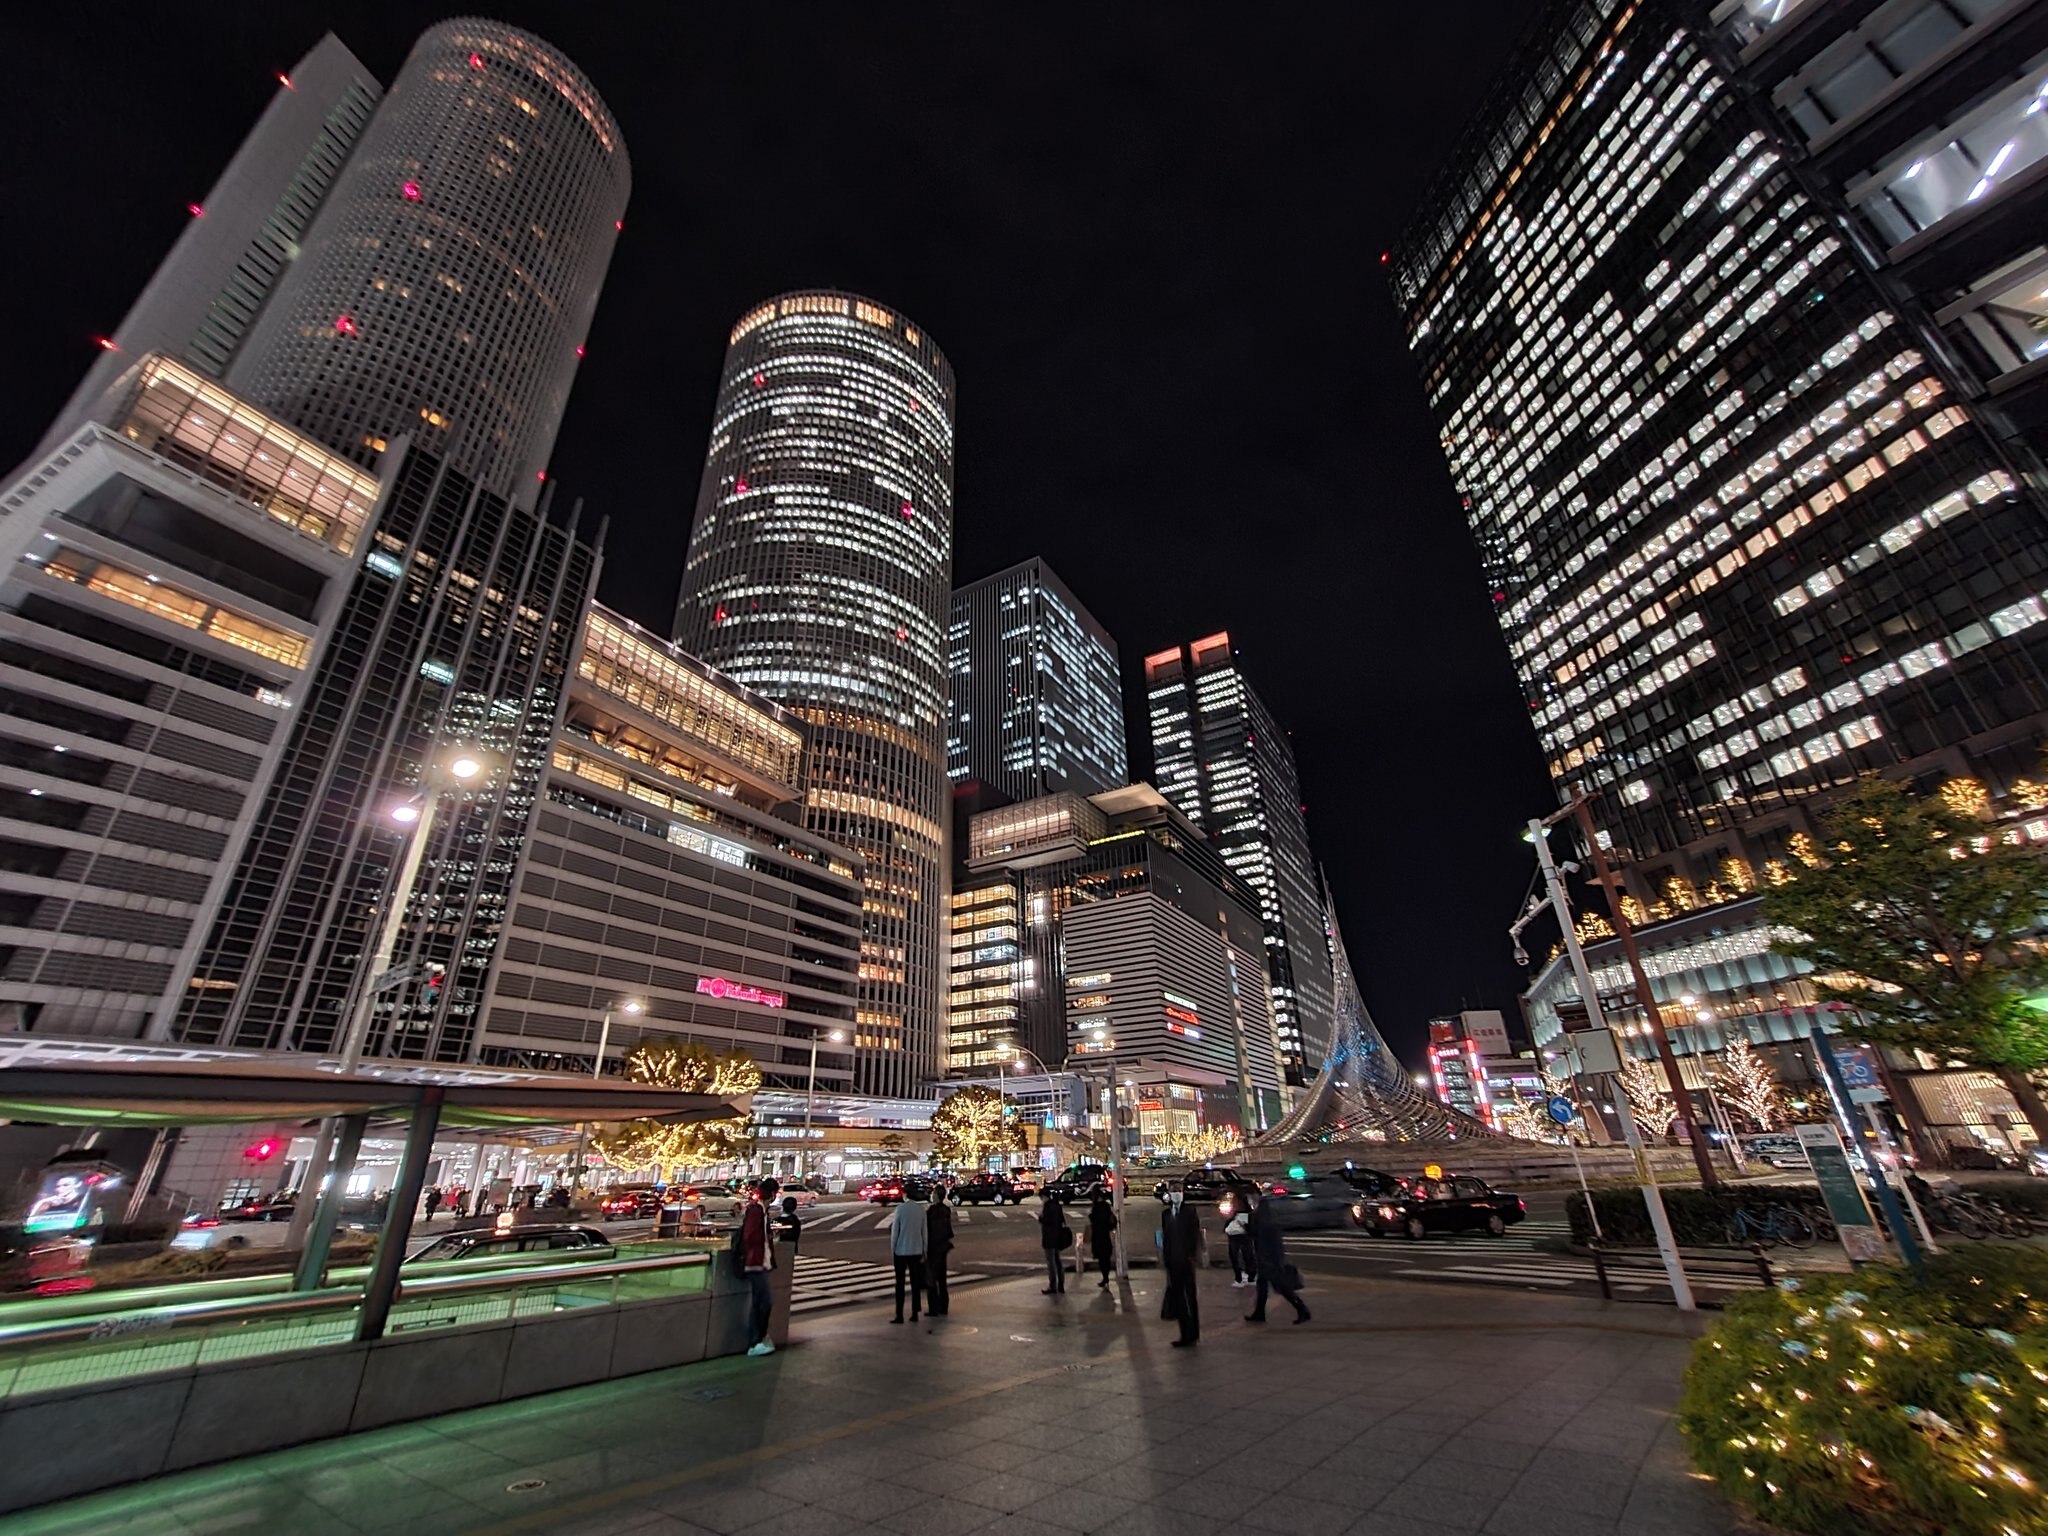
[1160,1180,1203,1347]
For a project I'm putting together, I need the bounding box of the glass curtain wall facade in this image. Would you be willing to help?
[1392,0,2048,897]
[26,37,383,470]
[1143,633,1333,1085]
[947,557,1128,802]
[174,447,599,1060]
[673,293,955,1098]
[227,20,629,496]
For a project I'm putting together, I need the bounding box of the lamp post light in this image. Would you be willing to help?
[591,996,646,1081]
[801,1028,846,1181]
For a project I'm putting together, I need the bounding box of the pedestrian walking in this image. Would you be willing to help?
[1038,1194,1071,1293]
[890,1188,928,1323]
[1159,1181,1202,1347]
[742,1176,781,1357]
[1087,1189,1118,1287]
[925,1185,953,1317]
[423,1186,443,1222]
[1243,1187,1310,1325]
[1224,1206,1256,1287]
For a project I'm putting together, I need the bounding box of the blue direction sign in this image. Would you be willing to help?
[1545,1095,1577,1126]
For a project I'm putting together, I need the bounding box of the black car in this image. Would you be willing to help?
[1367,1175,1527,1239]
[1041,1163,1115,1203]
[219,1193,296,1222]
[951,1173,1022,1205]
[1152,1167,1260,1204]
[408,1224,613,1265]
[1217,1174,1354,1230]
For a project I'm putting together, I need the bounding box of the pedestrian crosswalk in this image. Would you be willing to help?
[789,1254,989,1314]
[801,1204,1016,1234]
[1284,1219,1639,1292]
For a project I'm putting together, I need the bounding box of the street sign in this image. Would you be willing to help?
[1565,1027,1622,1076]
[1797,1122,1886,1262]
[1833,1044,1885,1096]
[370,963,417,994]
[1545,1095,1577,1126]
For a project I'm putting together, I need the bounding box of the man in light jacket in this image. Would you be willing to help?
[889,1188,928,1324]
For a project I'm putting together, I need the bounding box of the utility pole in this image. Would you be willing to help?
[1571,795,1720,1190]
[1527,812,1695,1309]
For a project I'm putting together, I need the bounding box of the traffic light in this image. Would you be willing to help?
[1287,1164,1307,1181]
[243,1137,282,1162]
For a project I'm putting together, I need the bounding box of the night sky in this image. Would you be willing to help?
[1,8,1556,1063]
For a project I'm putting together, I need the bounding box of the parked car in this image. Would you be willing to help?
[1040,1164,1113,1203]
[1367,1175,1526,1239]
[408,1225,612,1265]
[951,1173,1021,1205]
[1154,1167,1259,1204]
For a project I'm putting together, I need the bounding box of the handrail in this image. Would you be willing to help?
[0,1250,711,1352]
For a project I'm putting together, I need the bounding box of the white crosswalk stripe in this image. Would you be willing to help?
[789,1255,988,1314]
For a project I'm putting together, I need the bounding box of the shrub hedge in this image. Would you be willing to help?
[1679,1246,2048,1535]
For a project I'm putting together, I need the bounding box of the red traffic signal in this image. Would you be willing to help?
[243,1137,282,1162]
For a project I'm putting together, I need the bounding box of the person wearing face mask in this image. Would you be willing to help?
[1158,1180,1203,1347]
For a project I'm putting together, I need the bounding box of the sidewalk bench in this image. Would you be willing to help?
[1590,1243,1772,1305]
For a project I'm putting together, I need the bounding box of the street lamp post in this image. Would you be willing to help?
[590,996,646,1080]
[801,1028,846,1182]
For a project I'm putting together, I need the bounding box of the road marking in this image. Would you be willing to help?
[1394,1268,1574,1288]
[789,1254,988,1314]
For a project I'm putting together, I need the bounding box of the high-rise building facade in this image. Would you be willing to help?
[1143,633,1333,1085]
[673,292,955,1098]
[474,608,862,1091]
[174,449,599,1059]
[0,357,378,1036]
[947,557,1127,802]
[26,38,384,469]
[227,20,629,495]
[1715,1,2048,470]
[1392,0,2048,902]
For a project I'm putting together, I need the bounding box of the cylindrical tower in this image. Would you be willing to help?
[674,292,955,1098]
[227,18,628,493]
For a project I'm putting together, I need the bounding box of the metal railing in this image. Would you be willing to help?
[0,1251,712,1402]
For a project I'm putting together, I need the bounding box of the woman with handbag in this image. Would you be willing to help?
[1038,1193,1070,1294]
[1243,1188,1310,1325]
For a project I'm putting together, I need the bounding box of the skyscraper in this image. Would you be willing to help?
[674,293,955,1098]
[1391,0,2048,903]
[1143,634,1333,1085]
[25,37,383,468]
[948,556,1127,802]
[227,20,629,495]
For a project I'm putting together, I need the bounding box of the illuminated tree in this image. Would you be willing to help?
[590,1036,760,1176]
[1765,776,2048,1140]
[931,1086,1025,1168]
[1714,1033,1785,1131]
[1490,1096,1553,1142]
[1156,1125,1243,1164]
[1619,1049,1674,1139]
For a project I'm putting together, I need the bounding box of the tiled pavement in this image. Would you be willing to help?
[9,1266,1756,1536]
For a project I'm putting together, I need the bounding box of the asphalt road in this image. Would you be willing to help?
[729,1188,1653,1311]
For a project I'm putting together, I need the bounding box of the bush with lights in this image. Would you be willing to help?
[1679,1245,2048,1534]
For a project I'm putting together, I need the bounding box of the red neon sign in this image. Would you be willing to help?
[695,975,786,1009]
[1163,1006,1200,1026]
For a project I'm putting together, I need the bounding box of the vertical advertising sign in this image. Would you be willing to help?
[1797,1122,1885,1262]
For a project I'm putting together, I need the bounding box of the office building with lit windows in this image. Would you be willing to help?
[473,607,861,1091]
[947,557,1128,803]
[946,783,1288,1135]
[674,292,955,1099]
[1392,0,2048,907]
[25,36,383,469]
[1714,1,2048,472]
[0,357,377,1036]
[1144,633,1333,1086]
[227,19,629,496]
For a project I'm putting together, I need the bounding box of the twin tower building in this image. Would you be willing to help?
[0,20,1333,1116]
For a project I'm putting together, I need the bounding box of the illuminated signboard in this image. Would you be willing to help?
[1068,972,1113,990]
[1165,1021,1203,1040]
[1163,1005,1200,1026]
[1162,990,1200,1013]
[1070,993,1112,1011]
[695,975,786,1008]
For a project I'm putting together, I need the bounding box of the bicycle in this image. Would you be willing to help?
[1946,1191,2034,1240]
[1722,1199,1816,1249]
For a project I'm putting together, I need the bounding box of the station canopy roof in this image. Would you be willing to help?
[0,1037,750,1129]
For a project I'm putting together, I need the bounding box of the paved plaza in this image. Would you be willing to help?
[10,1265,1752,1536]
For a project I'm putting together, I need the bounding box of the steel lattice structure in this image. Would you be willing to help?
[1255,899,1497,1147]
